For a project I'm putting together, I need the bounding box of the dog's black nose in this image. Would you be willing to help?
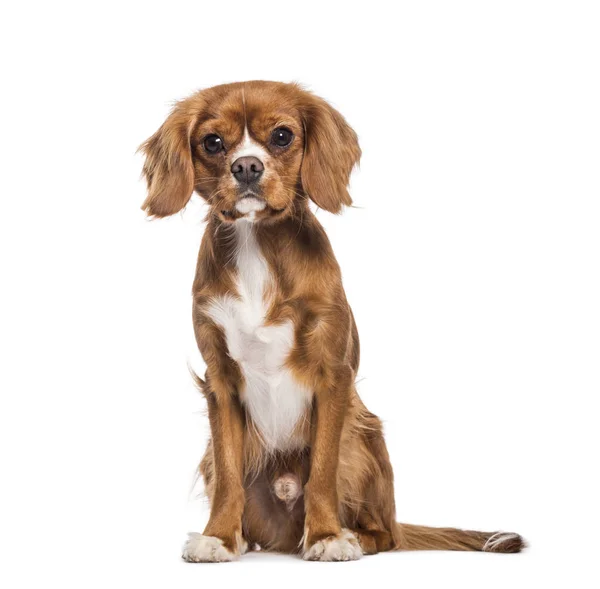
[231,156,264,185]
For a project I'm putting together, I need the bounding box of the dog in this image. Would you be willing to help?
[140,81,524,562]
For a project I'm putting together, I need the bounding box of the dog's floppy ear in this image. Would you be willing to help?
[299,91,361,214]
[139,101,196,218]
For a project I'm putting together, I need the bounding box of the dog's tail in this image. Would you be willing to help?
[395,523,525,553]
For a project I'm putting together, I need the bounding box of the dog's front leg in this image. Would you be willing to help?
[183,317,247,563]
[303,365,362,561]
[182,385,246,562]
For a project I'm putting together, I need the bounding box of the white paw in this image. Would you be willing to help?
[182,533,237,563]
[303,529,363,562]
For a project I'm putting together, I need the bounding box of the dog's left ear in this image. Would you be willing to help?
[299,91,361,214]
[139,101,196,218]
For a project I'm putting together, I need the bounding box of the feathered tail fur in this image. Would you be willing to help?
[396,523,525,553]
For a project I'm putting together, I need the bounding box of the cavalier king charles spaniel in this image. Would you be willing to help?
[140,81,524,562]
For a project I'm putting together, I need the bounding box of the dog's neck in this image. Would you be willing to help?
[194,204,340,304]
[214,204,328,258]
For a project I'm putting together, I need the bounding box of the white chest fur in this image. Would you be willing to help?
[206,222,312,451]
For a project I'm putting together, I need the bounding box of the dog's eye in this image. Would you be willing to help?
[203,134,223,154]
[271,127,294,148]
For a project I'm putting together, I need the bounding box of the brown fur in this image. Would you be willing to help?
[141,81,524,559]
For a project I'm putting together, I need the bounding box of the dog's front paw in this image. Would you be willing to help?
[182,533,241,563]
[303,529,363,562]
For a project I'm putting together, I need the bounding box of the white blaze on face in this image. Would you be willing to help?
[231,126,269,161]
[231,127,270,217]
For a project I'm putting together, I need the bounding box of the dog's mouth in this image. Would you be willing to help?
[234,193,266,215]
[219,192,287,222]
[240,191,262,200]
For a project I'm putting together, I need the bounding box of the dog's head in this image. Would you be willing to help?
[140,81,360,223]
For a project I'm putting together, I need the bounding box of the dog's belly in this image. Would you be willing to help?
[207,295,312,450]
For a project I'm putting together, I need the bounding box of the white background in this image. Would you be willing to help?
[1,1,599,587]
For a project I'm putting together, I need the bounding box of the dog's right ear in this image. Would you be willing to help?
[139,102,196,218]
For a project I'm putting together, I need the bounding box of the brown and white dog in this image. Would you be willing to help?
[140,81,524,562]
